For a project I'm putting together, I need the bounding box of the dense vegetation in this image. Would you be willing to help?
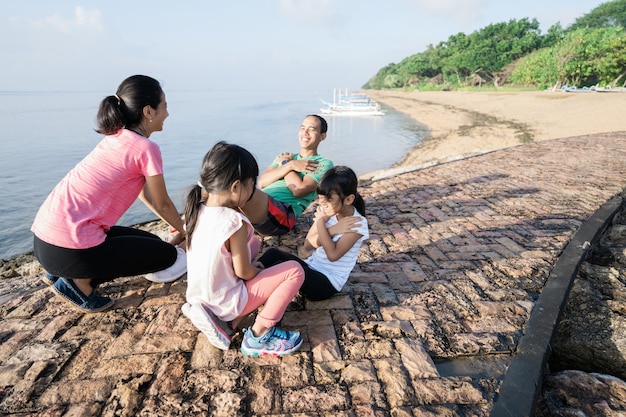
[364,0,626,90]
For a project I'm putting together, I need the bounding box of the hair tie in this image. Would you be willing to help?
[197,181,204,189]
[113,94,121,105]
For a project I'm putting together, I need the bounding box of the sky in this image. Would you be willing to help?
[0,0,608,92]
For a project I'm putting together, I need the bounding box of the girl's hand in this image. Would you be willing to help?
[333,216,362,235]
[313,206,330,223]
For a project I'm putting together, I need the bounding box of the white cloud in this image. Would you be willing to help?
[0,6,113,90]
[74,6,104,30]
[26,6,104,33]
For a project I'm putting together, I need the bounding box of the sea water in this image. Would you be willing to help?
[0,89,426,259]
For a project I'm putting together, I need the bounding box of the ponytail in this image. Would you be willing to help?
[183,185,204,249]
[353,192,366,216]
[96,96,126,135]
[96,75,163,135]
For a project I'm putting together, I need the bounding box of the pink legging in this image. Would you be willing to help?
[238,239,304,329]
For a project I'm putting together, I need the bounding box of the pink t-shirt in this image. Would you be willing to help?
[31,129,163,249]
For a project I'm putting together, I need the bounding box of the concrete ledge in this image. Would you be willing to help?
[490,192,625,417]
[359,151,495,183]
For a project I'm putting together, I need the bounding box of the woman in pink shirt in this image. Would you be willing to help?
[31,75,186,313]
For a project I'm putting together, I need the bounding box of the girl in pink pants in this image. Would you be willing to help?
[182,141,304,357]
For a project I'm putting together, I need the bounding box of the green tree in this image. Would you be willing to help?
[363,0,626,90]
[510,48,559,88]
[568,0,626,30]
[455,18,543,87]
[439,32,472,84]
[512,26,626,88]
[543,22,565,47]
[364,63,398,89]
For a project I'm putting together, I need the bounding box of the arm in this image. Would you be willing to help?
[305,211,362,249]
[327,215,363,237]
[284,172,319,198]
[285,156,332,198]
[258,153,296,188]
[302,212,362,258]
[303,217,321,251]
[140,174,185,237]
[304,207,362,251]
[313,211,363,262]
[229,224,262,280]
[258,162,291,189]
[258,154,320,197]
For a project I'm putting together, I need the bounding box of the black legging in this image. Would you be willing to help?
[258,248,338,301]
[33,226,177,287]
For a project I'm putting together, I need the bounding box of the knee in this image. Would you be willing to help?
[284,260,305,284]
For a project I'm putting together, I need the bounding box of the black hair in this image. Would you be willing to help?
[96,75,163,135]
[317,165,365,215]
[306,114,328,134]
[184,141,259,246]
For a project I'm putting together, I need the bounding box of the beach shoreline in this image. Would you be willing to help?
[2,89,624,266]
[360,89,626,180]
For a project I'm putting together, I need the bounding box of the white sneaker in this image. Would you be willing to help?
[144,246,187,283]
[182,302,233,350]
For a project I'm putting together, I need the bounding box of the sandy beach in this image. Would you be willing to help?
[362,89,626,179]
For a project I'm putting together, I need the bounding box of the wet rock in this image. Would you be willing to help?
[0,253,38,278]
[538,202,626,413]
[535,370,626,416]
[549,204,626,380]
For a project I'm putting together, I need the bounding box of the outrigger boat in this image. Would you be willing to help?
[320,89,385,116]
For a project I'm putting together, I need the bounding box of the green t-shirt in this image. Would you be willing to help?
[262,154,333,218]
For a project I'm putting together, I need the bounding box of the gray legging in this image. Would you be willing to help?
[33,226,177,287]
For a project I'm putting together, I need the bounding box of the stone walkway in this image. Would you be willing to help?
[1,132,626,416]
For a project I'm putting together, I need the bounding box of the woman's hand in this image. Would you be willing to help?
[169,230,186,246]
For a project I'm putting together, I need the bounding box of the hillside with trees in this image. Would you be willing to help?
[364,0,626,91]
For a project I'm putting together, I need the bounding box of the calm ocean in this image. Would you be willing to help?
[0,89,426,260]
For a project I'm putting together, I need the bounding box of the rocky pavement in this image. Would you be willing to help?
[1,132,626,416]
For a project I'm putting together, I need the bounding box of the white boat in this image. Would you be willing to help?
[320,89,385,116]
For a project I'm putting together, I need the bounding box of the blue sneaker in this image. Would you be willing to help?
[41,273,59,286]
[240,326,303,357]
[182,302,234,351]
[51,277,114,313]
